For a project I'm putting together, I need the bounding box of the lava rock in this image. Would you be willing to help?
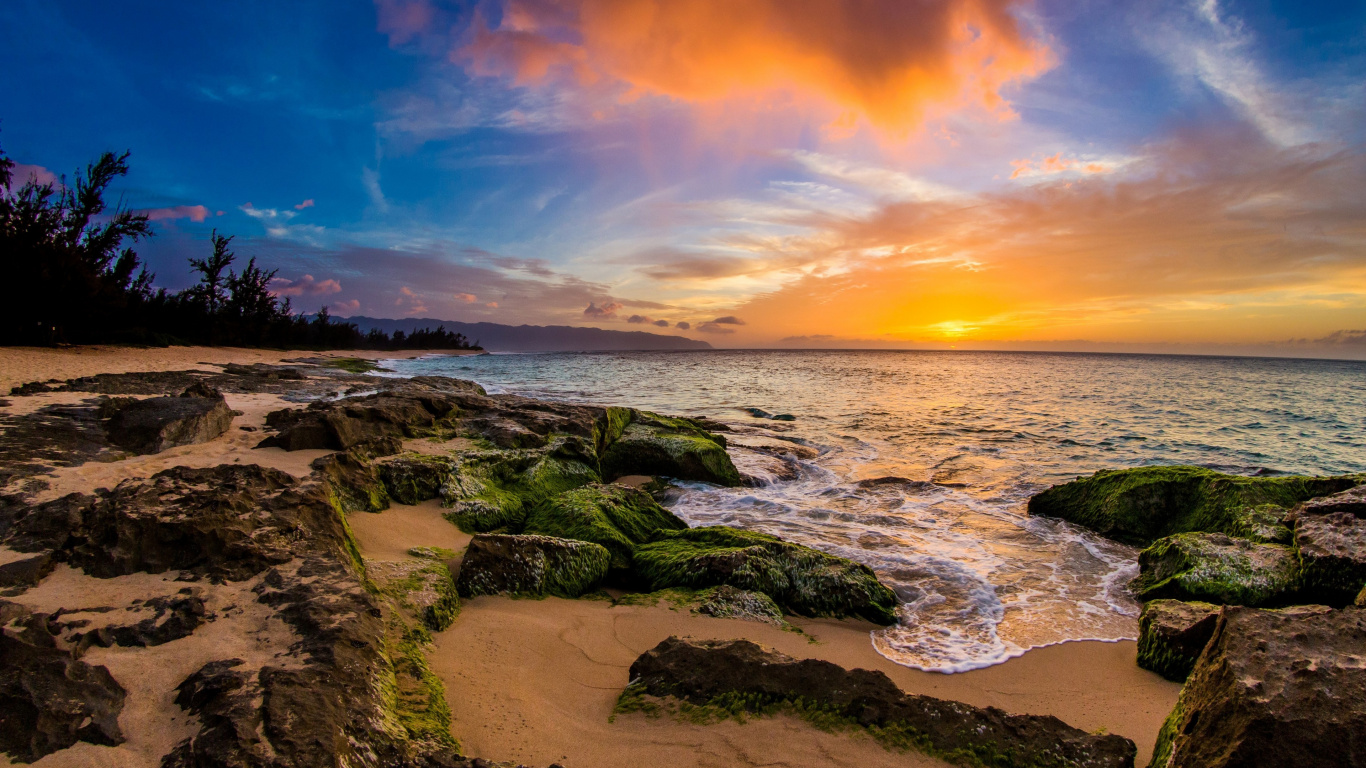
[628,636,1136,768]
[1135,599,1220,681]
[1294,511,1366,606]
[522,483,687,570]
[1150,604,1364,767]
[601,411,741,487]
[72,592,208,650]
[104,385,235,454]
[1129,532,1298,606]
[1295,485,1366,517]
[632,526,899,625]
[0,605,126,762]
[0,551,56,592]
[455,534,610,599]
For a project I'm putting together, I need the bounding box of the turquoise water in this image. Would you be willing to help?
[387,350,1366,671]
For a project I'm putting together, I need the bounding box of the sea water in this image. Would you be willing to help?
[385,350,1366,673]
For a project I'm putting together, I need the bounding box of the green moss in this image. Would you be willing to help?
[612,587,703,608]
[523,483,687,569]
[440,445,602,533]
[1027,466,1361,547]
[600,411,741,487]
[389,626,458,749]
[595,407,634,456]
[378,453,460,506]
[1131,533,1298,606]
[327,357,389,374]
[318,452,390,513]
[632,527,899,624]
[457,535,612,599]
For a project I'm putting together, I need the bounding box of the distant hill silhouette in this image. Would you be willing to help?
[339,316,712,352]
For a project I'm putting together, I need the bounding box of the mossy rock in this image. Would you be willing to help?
[696,585,784,625]
[1136,599,1220,682]
[315,451,390,513]
[632,526,898,624]
[1027,466,1361,547]
[455,534,610,598]
[601,411,741,487]
[523,483,687,570]
[377,454,460,506]
[442,444,602,533]
[367,558,461,632]
[1293,511,1366,606]
[1130,532,1299,607]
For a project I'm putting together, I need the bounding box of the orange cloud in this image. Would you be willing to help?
[454,292,478,302]
[140,204,212,222]
[458,0,1053,134]
[271,274,342,297]
[1009,152,1113,179]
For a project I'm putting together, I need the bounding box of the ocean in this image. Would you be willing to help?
[385,350,1366,673]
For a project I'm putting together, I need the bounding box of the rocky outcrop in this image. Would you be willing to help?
[0,603,126,762]
[455,534,610,599]
[1150,605,1364,768]
[601,411,741,487]
[369,557,461,632]
[1297,484,1366,517]
[1293,511,1366,606]
[695,585,784,625]
[627,636,1136,768]
[522,483,687,570]
[1027,466,1360,547]
[632,526,899,624]
[104,385,236,454]
[68,591,208,651]
[1135,600,1220,682]
[1129,533,1298,607]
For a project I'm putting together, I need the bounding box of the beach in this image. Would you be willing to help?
[0,345,1185,767]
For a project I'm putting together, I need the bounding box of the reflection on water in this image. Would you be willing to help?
[389,350,1366,672]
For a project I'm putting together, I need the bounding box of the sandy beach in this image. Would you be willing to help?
[0,345,1182,767]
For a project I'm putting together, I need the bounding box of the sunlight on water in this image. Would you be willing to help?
[388,350,1366,672]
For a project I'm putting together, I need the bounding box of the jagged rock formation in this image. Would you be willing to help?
[455,533,611,598]
[1027,466,1360,546]
[1150,605,1365,767]
[1292,510,1366,605]
[1135,600,1220,682]
[0,601,127,761]
[1129,533,1298,606]
[69,591,208,650]
[632,526,899,625]
[103,384,236,454]
[627,636,1137,768]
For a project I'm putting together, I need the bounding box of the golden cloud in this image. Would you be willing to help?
[459,0,1053,133]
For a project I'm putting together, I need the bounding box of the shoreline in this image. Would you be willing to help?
[0,345,1181,767]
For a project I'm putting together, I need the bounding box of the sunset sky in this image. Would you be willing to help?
[2,1,1363,355]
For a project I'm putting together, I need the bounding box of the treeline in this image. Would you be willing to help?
[0,144,479,351]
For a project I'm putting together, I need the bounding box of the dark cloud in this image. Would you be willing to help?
[626,314,650,324]
[653,319,670,327]
[584,301,624,318]
[696,322,735,334]
[1302,330,1366,347]
[779,334,835,342]
[711,316,746,325]
[675,321,691,330]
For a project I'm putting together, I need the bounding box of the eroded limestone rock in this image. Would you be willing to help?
[1130,532,1298,607]
[1135,599,1220,682]
[455,534,610,599]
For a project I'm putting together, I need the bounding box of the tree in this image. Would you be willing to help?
[186,230,235,314]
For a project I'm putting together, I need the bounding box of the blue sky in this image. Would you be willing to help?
[2,0,1363,354]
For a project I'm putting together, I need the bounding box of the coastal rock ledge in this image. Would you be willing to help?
[625,636,1137,768]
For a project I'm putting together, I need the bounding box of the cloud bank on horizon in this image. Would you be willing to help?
[1,0,1363,355]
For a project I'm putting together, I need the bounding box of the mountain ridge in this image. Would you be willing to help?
[338,316,712,352]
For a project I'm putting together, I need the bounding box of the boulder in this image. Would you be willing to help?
[313,450,390,513]
[104,385,235,454]
[696,585,784,625]
[632,526,899,624]
[1293,511,1366,605]
[455,534,610,599]
[1130,532,1298,606]
[0,605,126,762]
[1297,484,1366,517]
[366,558,460,632]
[522,483,687,570]
[628,636,1136,768]
[0,551,56,592]
[601,411,741,487]
[1135,599,1220,681]
[1027,466,1359,546]
[1150,605,1363,767]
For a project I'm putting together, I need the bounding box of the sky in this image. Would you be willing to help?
[2,0,1364,356]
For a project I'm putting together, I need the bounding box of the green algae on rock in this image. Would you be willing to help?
[455,533,611,598]
[1135,599,1220,682]
[696,585,785,625]
[1027,465,1360,547]
[1292,511,1366,606]
[523,482,687,570]
[633,526,899,624]
[1130,532,1299,607]
[602,410,741,487]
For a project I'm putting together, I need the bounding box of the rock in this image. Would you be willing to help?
[1297,484,1366,517]
[632,526,899,624]
[1135,599,1220,681]
[104,385,235,454]
[2,465,347,582]
[1027,466,1360,547]
[1150,604,1364,767]
[71,592,208,650]
[522,483,687,570]
[313,450,390,513]
[367,559,460,632]
[744,408,796,421]
[1293,511,1366,605]
[628,636,1136,768]
[416,446,599,533]
[730,447,800,487]
[455,534,610,599]
[0,604,126,762]
[1130,532,1298,606]
[601,411,741,487]
[696,585,784,625]
[0,551,56,592]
